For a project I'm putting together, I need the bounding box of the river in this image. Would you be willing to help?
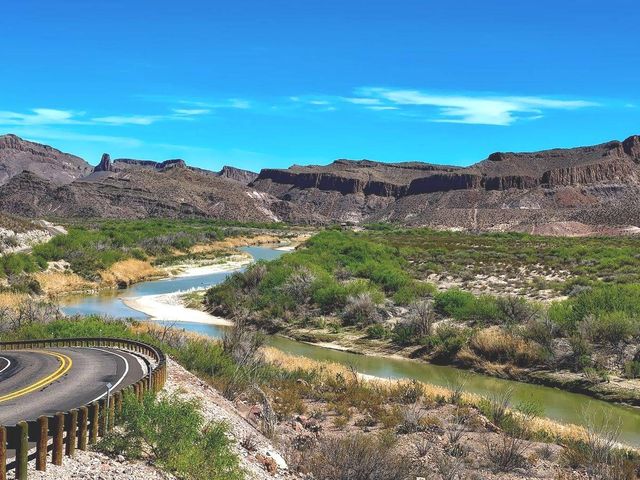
[60,246,640,446]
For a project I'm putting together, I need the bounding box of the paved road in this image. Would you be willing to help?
[0,347,147,426]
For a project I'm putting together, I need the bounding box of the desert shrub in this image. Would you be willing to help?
[569,335,593,371]
[519,314,558,350]
[392,281,436,305]
[422,324,471,360]
[495,296,539,326]
[391,324,414,345]
[0,252,44,277]
[366,323,389,339]
[98,392,243,480]
[485,434,529,472]
[305,433,415,480]
[281,266,316,303]
[407,300,435,337]
[549,284,640,334]
[434,289,500,324]
[434,289,475,318]
[623,360,640,379]
[560,410,628,477]
[580,312,639,344]
[0,298,61,333]
[343,292,382,326]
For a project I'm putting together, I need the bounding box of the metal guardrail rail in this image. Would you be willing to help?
[0,337,167,480]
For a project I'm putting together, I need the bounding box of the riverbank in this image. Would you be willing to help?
[279,324,640,408]
[118,245,640,410]
[30,233,303,300]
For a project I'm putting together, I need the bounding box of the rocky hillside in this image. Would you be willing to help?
[1,133,640,233]
[251,135,640,233]
[0,134,92,186]
[0,140,311,223]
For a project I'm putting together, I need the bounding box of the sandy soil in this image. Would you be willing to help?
[160,255,252,278]
[123,293,233,326]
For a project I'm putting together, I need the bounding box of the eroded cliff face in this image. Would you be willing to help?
[254,136,640,199]
[254,169,409,197]
[541,159,637,187]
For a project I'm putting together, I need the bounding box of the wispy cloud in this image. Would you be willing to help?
[343,97,381,106]
[352,88,598,126]
[92,115,161,126]
[0,108,83,126]
[11,127,143,147]
[172,108,211,116]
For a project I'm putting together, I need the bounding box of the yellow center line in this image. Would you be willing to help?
[0,350,73,403]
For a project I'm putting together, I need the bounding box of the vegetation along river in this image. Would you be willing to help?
[60,246,640,446]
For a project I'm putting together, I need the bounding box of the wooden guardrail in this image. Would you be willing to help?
[0,337,167,479]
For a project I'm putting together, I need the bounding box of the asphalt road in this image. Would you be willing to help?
[0,347,147,426]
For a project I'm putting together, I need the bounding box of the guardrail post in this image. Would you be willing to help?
[15,421,28,480]
[36,415,48,471]
[89,402,99,445]
[114,391,123,419]
[78,406,88,450]
[52,412,64,466]
[98,399,107,437]
[66,409,77,456]
[108,396,115,431]
[0,425,6,480]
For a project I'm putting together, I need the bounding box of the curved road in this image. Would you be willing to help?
[0,347,147,426]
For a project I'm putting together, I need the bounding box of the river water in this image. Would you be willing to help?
[60,246,640,446]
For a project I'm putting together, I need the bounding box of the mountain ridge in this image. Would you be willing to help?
[1,133,639,234]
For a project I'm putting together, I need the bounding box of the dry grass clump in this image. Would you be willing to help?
[33,271,96,295]
[100,259,161,286]
[302,433,415,480]
[0,291,28,310]
[470,327,546,366]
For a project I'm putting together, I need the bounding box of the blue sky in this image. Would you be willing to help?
[1,0,639,171]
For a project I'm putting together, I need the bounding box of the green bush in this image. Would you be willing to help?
[99,392,243,480]
[583,312,639,344]
[549,284,640,334]
[434,289,475,318]
[434,289,500,324]
[623,360,640,379]
[366,324,389,339]
[422,324,471,360]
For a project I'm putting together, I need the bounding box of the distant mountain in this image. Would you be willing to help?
[0,134,92,185]
[1,133,640,234]
[250,136,640,233]
[0,139,311,223]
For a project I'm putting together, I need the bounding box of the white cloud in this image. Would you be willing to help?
[367,106,398,111]
[228,99,251,109]
[352,88,598,126]
[172,108,211,116]
[11,127,143,147]
[0,108,81,126]
[343,97,381,105]
[93,115,160,126]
